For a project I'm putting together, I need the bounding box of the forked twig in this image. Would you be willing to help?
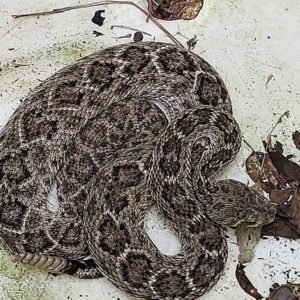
[11,1,183,47]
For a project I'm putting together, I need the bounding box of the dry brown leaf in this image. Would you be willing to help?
[148,0,203,20]
[265,74,274,88]
[261,217,300,239]
[292,131,300,150]
[245,142,300,239]
[267,283,298,300]
[91,10,105,26]
[235,264,263,299]
[267,141,300,183]
[245,151,286,193]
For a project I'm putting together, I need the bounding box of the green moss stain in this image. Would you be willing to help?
[0,248,27,281]
[0,248,55,300]
[0,37,100,75]
[53,41,91,60]
[3,278,55,300]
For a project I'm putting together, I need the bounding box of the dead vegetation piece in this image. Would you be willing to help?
[236,266,300,300]
[261,217,300,239]
[245,114,300,239]
[235,264,263,299]
[114,33,132,39]
[246,151,283,193]
[93,30,104,36]
[176,32,198,50]
[148,0,203,20]
[266,111,290,148]
[246,148,300,238]
[292,131,300,150]
[266,141,300,183]
[110,25,152,36]
[265,74,274,88]
[11,1,183,47]
[187,35,198,50]
[91,9,105,26]
[267,283,298,300]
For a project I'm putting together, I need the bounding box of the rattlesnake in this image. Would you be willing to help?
[0,42,276,299]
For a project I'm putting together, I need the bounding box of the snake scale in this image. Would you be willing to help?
[0,42,276,299]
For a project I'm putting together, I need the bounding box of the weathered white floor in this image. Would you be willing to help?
[0,0,300,299]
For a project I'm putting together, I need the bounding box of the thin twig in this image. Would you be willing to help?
[260,147,267,173]
[114,33,132,39]
[11,63,30,67]
[11,1,183,47]
[266,111,290,148]
[243,139,255,153]
[111,25,152,36]
[2,19,24,38]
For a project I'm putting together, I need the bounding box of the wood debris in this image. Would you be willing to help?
[245,114,300,239]
[265,74,273,88]
[267,283,299,300]
[235,264,263,299]
[148,0,203,20]
[11,1,183,47]
[91,10,105,26]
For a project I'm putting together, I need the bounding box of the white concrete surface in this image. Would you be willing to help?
[0,0,299,299]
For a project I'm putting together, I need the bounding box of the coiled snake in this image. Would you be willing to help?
[0,42,276,299]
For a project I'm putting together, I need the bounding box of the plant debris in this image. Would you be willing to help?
[148,0,203,20]
[236,266,300,300]
[11,1,183,47]
[93,30,104,36]
[292,131,300,150]
[266,74,274,88]
[266,141,300,183]
[111,25,152,36]
[245,114,300,239]
[267,283,299,300]
[235,264,263,299]
[187,35,198,50]
[246,144,300,239]
[114,33,132,39]
[91,10,105,26]
[176,32,198,50]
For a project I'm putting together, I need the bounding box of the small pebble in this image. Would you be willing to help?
[133,31,143,42]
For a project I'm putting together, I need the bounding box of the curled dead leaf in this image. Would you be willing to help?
[245,141,300,239]
[148,0,203,20]
[269,188,297,218]
[91,10,105,26]
[267,141,300,183]
[235,264,263,299]
[261,217,300,239]
[267,283,298,300]
[292,131,300,150]
[245,151,285,193]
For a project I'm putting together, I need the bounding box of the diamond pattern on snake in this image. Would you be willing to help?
[0,42,276,299]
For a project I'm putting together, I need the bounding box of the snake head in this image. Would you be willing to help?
[205,179,277,228]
